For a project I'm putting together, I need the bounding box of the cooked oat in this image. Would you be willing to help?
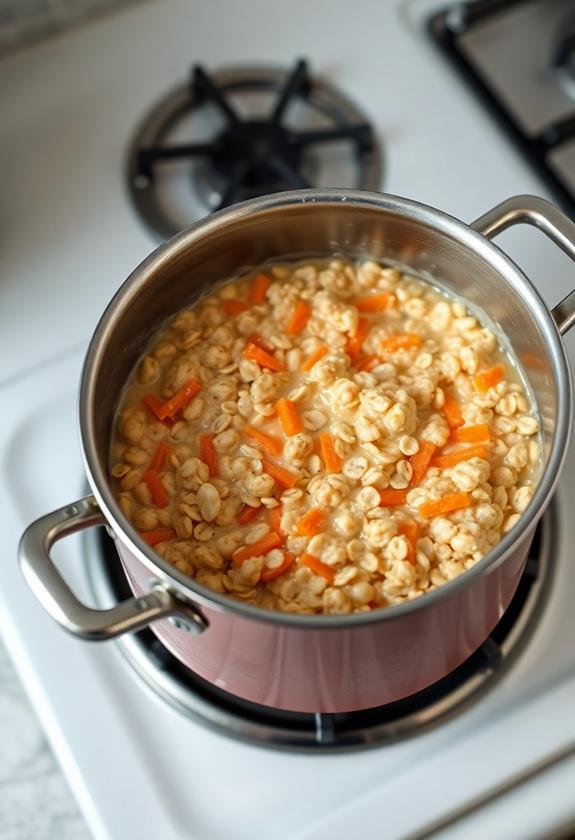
[110,258,541,615]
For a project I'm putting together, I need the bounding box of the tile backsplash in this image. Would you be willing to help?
[0,0,149,58]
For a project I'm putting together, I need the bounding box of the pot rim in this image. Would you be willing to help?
[80,188,573,628]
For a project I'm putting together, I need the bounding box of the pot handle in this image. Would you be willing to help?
[470,194,575,335]
[18,495,208,640]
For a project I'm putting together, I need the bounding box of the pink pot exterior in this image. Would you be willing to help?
[116,534,531,714]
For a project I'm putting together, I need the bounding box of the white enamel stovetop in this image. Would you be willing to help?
[2,1,575,839]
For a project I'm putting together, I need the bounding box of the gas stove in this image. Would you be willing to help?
[2,0,575,838]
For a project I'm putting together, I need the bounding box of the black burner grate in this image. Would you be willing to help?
[429,0,575,219]
[84,506,556,751]
[127,60,381,239]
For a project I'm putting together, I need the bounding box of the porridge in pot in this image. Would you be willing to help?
[110,258,541,615]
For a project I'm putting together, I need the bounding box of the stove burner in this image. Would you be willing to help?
[83,505,557,752]
[128,61,381,239]
[429,1,575,219]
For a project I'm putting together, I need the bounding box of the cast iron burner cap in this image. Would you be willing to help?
[128,60,381,239]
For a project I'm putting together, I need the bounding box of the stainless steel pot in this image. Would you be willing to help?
[19,191,575,713]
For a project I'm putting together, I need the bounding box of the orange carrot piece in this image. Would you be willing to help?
[245,425,284,456]
[297,508,325,537]
[379,488,408,506]
[409,441,436,487]
[356,355,382,372]
[451,424,490,444]
[381,333,422,352]
[398,521,419,564]
[140,528,176,546]
[199,433,218,478]
[223,299,247,316]
[443,391,464,430]
[262,459,299,489]
[244,342,284,372]
[144,469,169,508]
[158,378,201,420]
[286,300,311,335]
[346,317,369,359]
[355,292,393,312]
[247,332,273,354]
[419,492,471,518]
[268,505,283,533]
[299,553,335,583]
[150,442,170,472]
[319,433,342,473]
[474,364,504,395]
[301,345,328,372]
[248,273,271,305]
[275,398,303,436]
[433,444,489,470]
[261,552,295,582]
[398,520,419,545]
[142,394,174,426]
[237,504,262,525]
[232,531,283,565]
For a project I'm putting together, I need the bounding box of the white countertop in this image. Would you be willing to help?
[0,638,90,840]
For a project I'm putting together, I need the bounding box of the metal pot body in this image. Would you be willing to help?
[116,534,529,712]
[19,191,575,714]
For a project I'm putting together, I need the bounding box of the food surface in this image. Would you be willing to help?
[110,258,541,615]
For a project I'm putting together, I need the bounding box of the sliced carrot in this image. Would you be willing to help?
[474,364,504,395]
[223,299,247,316]
[261,552,295,582]
[262,459,299,489]
[286,300,311,335]
[301,345,328,372]
[140,528,176,546]
[433,444,489,470]
[299,553,335,583]
[232,531,283,565]
[150,442,170,472]
[356,355,382,372]
[268,505,283,534]
[398,521,419,564]
[451,424,490,444]
[319,433,342,473]
[275,398,303,436]
[409,441,436,487]
[443,391,464,430]
[244,342,284,372]
[245,425,284,456]
[346,317,369,359]
[379,488,408,506]
[247,332,273,354]
[398,520,419,545]
[297,508,325,537]
[199,433,218,478]
[237,504,262,525]
[248,273,271,305]
[143,394,174,426]
[143,469,169,508]
[158,378,202,420]
[381,333,422,353]
[419,492,471,518]
[355,292,393,312]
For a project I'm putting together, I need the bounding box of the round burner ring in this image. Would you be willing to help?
[83,504,557,752]
[127,62,382,240]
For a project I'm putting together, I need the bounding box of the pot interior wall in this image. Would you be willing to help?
[89,198,557,471]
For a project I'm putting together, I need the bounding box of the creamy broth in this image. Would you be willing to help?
[110,258,541,614]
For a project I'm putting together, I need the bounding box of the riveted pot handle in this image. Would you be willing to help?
[471,194,575,335]
[18,495,208,640]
